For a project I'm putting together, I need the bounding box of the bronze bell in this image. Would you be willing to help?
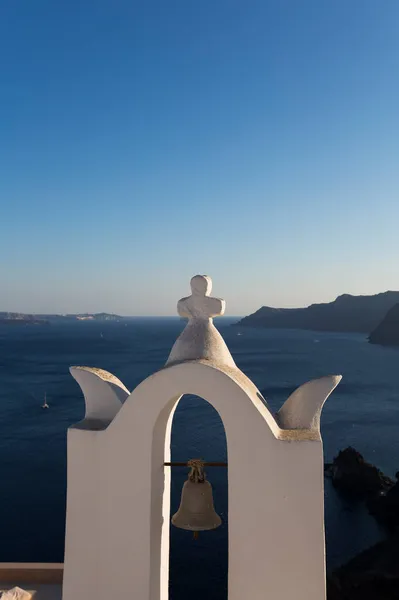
[172,459,222,535]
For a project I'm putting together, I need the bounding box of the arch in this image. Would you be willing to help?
[64,361,338,600]
[105,361,281,600]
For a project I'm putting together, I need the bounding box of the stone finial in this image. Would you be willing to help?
[177,275,225,319]
[166,275,236,368]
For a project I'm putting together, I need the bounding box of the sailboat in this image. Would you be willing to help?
[42,392,49,409]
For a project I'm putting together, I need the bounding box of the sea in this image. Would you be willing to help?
[1,318,399,599]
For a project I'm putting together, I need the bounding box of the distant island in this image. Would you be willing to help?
[235,291,399,334]
[369,303,399,346]
[63,312,122,322]
[0,312,123,325]
[0,312,49,325]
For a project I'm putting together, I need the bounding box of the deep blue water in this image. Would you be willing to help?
[1,318,399,599]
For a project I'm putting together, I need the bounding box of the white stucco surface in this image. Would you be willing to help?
[63,275,341,600]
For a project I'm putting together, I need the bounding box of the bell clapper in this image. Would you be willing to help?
[188,460,204,541]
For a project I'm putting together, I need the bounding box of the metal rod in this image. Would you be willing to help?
[164,461,228,467]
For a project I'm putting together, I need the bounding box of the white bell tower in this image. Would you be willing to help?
[62,275,341,600]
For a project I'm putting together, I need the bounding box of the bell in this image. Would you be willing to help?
[172,459,222,534]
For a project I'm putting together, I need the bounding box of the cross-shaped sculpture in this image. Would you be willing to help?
[177,275,225,320]
[166,275,235,367]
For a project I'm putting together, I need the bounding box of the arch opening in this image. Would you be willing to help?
[139,361,278,600]
[168,394,228,600]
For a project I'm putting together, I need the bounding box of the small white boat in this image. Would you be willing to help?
[42,392,49,409]
[237,332,242,336]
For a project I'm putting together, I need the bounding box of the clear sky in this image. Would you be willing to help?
[1,0,398,316]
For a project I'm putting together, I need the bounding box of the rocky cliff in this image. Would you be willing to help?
[328,535,399,600]
[236,291,399,333]
[369,303,399,346]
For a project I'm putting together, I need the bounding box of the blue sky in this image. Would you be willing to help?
[1,0,398,316]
